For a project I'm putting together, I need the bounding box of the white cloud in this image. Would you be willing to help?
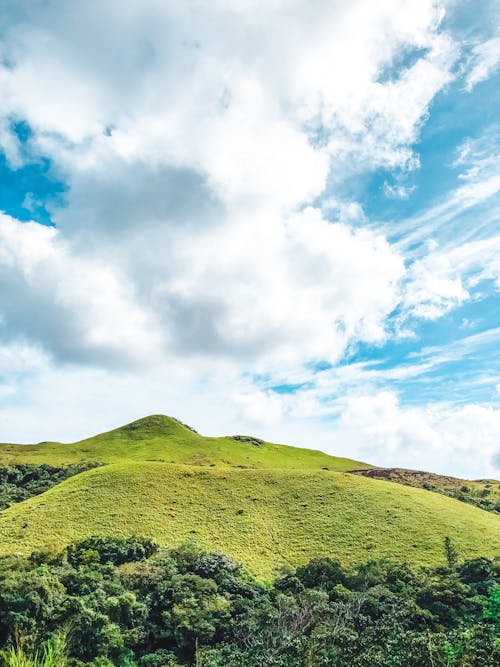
[0,213,163,366]
[233,390,285,426]
[0,206,404,367]
[390,131,500,254]
[394,131,500,321]
[383,181,415,200]
[0,0,456,205]
[403,248,470,320]
[464,36,500,91]
[0,339,48,376]
[401,227,500,322]
[157,206,404,363]
[338,391,500,477]
[1,0,453,370]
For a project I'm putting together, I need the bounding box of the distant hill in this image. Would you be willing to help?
[352,467,500,513]
[0,415,498,577]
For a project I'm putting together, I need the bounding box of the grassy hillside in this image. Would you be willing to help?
[0,415,372,471]
[353,467,500,513]
[1,414,498,578]
[1,462,498,578]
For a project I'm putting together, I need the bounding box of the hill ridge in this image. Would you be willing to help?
[0,415,372,471]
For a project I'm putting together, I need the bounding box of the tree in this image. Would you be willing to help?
[444,537,459,570]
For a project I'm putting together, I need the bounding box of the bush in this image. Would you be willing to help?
[67,537,158,567]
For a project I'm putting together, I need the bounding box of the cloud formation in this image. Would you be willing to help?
[0,0,455,364]
[464,35,500,91]
[0,1,499,476]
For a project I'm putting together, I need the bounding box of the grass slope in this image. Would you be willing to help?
[354,468,500,512]
[0,415,371,471]
[1,462,498,577]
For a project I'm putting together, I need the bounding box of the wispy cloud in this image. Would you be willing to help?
[464,35,500,91]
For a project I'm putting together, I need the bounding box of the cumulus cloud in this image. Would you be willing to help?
[338,391,500,478]
[233,390,285,426]
[1,0,449,367]
[0,207,404,367]
[0,213,163,366]
[1,1,454,180]
[0,0,456,213]
[156,207,404,363]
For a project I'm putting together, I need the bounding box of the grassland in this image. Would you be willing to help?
[1,461,499,578]
[0,415,372,471]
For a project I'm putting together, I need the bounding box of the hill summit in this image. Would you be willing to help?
[0,414,371,471]
[109,414,199,437]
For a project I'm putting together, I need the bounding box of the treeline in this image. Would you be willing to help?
[0,537,498,666]
[0,464,101,510]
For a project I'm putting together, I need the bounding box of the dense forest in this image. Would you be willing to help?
[0,537,498,667]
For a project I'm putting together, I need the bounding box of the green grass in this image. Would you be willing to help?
[354,468,500,513]
[0,415,371,471]
[1,461,498,578]
[0,633,68,667]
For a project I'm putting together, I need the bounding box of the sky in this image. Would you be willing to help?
[1,0,500,478]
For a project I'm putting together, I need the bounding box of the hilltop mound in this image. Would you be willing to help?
[105,414,199,437]
[0,415,371,471]
[1,462,498,577]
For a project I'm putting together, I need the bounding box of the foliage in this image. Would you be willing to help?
[66,537,158,568]
[0,632,68,667]
[0,538,498,667]
[444,537,459,570]
[0,464,100,511]
[427,483,500,514]
[355,468,500,514]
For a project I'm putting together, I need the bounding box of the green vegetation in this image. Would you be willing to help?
[355,468,500,513]
[0,415,372,471]
[1,634,68,667]
[0,537,498,666]
[0,415,499,663]
[0,464,101,510]
[1,462,498,577]
[0,414,498,578]
[423,481,500,514]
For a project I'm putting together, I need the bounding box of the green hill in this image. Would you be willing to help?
[0,415,498,578]
[1,461,499,577]
[0,414,371,471]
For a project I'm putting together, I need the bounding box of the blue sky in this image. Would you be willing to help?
[0,0,500,477]
[0,121,65,225]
